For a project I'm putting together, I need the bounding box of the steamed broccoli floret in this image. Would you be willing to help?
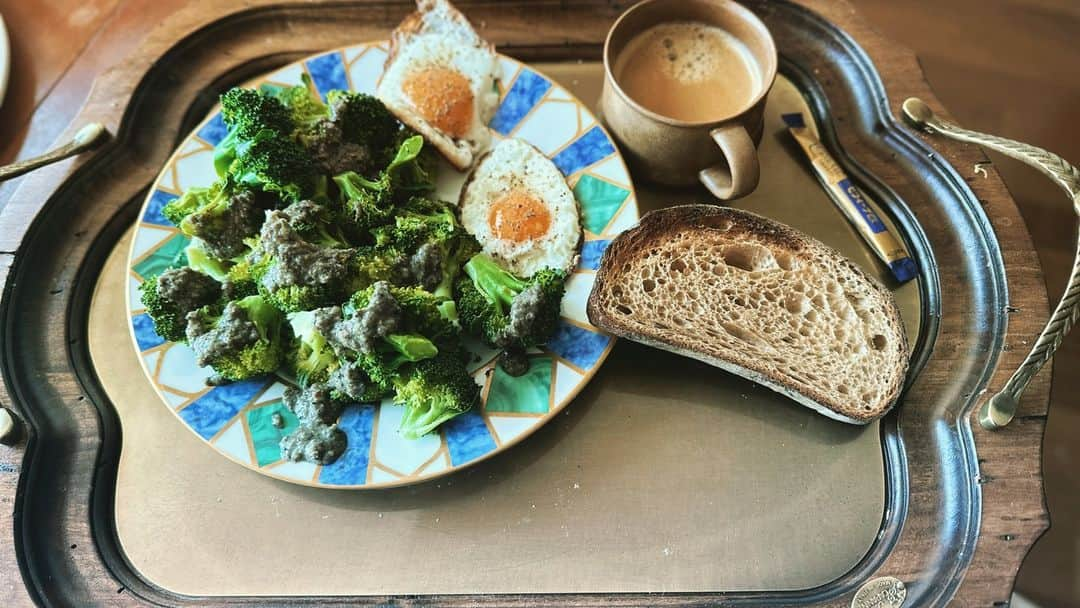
[229,129,327,204]
[179,189,264,260]
[251,237,400,312]
[402,141,439,194]
[270,76,329,137]
[285,298,441,406]
[174,185,228,234]
[278,86,404,176]
[327,359,392,403]
[287,310,340,387]
[139,267,222,343]
[350,350,401,400]
[186,295,284,382]
[456,254,567,352]
[185,239,231,281]
[247,209,355,313]
[162,182,227,226]
[372,197,459,249]
[251,266,344,313]
[284,306,431,403]
[394,286,460,340]
[140,280,188,342]
[339,334,437,391]
[302,283,438,400]
[372,196,480,296]
[352,245,407,287]
[220,88,294,138]
[332,135,427,233]
[333,171,393,231]
[326,90,400,158]
[280,199,351,248]
[223,258,259,300]
[214,88,294,177]
[394,349,479,439]
[348,283,457,343]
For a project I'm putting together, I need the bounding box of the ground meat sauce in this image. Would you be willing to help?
[305,98,373,175]
[186,302,260,368]
[316,282,402,355]
[280,199,324,231]
[286,384,344,425]
[187,190,264,259]
[156,267,220,317]
[255,210,353,293]
[498,346,529,377]
[409,242,443,291]
[277,283,407,464]
[184,311,214,341]
[312,306,346,345]
[279,384,347,465]
[390,252,416,285]
[327,361,370,402]
[496,283,545,347]
[279,421,346,464]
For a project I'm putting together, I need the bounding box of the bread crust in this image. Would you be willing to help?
[586,205,909,423]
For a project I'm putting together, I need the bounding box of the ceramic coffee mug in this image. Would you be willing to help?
[601,0,777,200]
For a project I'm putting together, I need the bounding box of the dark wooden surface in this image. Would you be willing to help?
[0,0,1064,605]
[850,4,1079,606]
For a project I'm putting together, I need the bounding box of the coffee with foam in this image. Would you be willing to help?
[613,21,761,123]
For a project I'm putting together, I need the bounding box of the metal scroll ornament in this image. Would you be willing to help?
[903,98,1080,430]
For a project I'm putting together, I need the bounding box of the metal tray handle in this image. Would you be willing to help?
[902,98,1080,430]
[0,123,109,183]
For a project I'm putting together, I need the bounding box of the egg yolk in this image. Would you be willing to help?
[403,67,474,139]
[488,190,551,243]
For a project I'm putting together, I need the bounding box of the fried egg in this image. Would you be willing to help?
[377,0,500,171]
[461,138,581,277]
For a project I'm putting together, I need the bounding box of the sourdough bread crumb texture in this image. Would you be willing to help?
[587,205,909,423]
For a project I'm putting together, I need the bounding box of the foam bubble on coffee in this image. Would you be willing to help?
[614,21,761,122]
[656,23,733,83]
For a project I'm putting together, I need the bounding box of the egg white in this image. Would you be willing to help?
[461,138,581,277]
[377,33,499,165]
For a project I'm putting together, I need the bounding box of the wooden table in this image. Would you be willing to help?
[0,0,1076,605]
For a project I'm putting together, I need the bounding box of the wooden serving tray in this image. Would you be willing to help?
[0,1,1050,606]
[90,70,908,597]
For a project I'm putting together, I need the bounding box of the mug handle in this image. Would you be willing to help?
[699,124,760,200]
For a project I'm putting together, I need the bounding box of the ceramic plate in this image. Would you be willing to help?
[126,42,638,489]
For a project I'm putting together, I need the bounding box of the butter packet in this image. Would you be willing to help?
[782,112,917,284]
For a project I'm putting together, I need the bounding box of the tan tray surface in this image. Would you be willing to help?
[90,63,919,595]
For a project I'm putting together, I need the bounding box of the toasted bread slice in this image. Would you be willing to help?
[587,205,909,424]
[377,0,499,171]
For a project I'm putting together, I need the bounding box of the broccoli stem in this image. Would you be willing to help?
[385,333,438,362]
[464,254,525,313]
[399,405,461,440]
[185,241,230,281]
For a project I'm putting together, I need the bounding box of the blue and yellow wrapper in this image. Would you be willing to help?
[782,112,917,284]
